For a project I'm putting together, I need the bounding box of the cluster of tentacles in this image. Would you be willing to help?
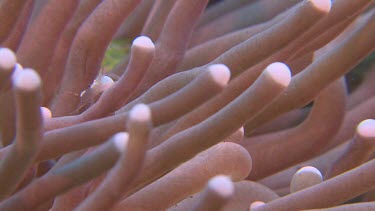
[0,0,374,210]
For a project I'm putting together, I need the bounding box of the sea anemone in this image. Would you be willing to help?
[0,0,374,210]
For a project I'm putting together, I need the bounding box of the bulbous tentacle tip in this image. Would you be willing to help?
[129,103,152,122]
[296,166,323,179]
[91,75,114,89]
[133,35,155,49]
[208,175,234,198]
[13,68,42,91]
[264,62,292,87]
[357,119,375,139]
[0,48,17,71]
[113,132,129,153]
[250,201,265,210]
[309,0,332,13]
[41,107,52,119]
[207,64,231,87]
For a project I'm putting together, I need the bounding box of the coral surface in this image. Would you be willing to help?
[0,0,374,210]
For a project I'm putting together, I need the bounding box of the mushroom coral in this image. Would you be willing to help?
[0,0,374,210]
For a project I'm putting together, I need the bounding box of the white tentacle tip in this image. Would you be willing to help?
[208,175,234,198]
[357,119,375,139]
[129,103,152,122]
[264,62,291,87]
[250,201,265,210]
[41,107,52,119]
[208,64,231,86]
[296,166,323,178]
[133,36,155,49]
[97,75,114,85]
[310,0,331,13]
[238,127,244,135]
[113,132,129,153]
[13,68,42,91]
[0,48,17,70]
[291,166,323,193]
[91,75,114,90]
